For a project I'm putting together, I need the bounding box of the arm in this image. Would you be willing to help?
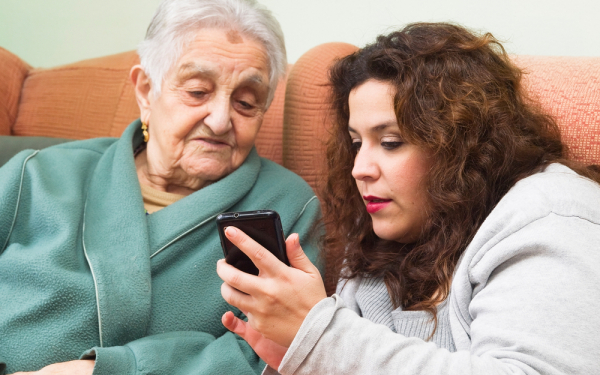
[0,150,38,256]
[0,153,262,375]
[283,214,600,374]
[0,150,95,375]
[82,330,264,375]
[0,151,37,373]
[220,213,600,374]
[86,197,323,375]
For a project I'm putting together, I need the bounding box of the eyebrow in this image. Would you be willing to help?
[177,63,215,81]
[177,63,266,87]
[348,123,396,134]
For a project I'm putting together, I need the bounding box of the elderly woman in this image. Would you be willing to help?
[0,0,320,374]
[218,23,600,374]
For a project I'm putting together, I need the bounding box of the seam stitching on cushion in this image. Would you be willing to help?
[12,69,31,135]
[109,79,129,137]
[1,150,39,255]
[108,53,139,137]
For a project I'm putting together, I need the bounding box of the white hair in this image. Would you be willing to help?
[138,0,287,107]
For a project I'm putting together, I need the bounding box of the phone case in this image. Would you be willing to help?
[216,210,288,275]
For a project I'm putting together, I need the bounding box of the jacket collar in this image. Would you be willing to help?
[145,142,260,259]
[82,119,262,347]
[82,120,151,347]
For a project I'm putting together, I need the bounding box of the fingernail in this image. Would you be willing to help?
[225,226,238,236]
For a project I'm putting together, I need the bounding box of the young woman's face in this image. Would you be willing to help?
[349,80,431,243]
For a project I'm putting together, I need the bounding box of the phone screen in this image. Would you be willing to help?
[216,210,288,275]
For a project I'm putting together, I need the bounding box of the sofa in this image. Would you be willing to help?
[1,44,600,196]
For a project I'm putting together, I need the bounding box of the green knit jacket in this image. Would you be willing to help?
[0,120,322,375]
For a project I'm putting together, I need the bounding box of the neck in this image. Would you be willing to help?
[134,149,209,196]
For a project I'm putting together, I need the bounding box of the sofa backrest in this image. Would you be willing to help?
[514,56,600,165]
[1,49,288,165]
[284,46,600,194]
[12,51,140,140]
[2,45,599,194]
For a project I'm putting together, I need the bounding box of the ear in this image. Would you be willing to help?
[130,65,153,123]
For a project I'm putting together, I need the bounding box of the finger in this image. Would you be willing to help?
[222,311,270,357]
[222,311,248,336]
[220,280,254,312]
[216,258,261,295]
[225,226,284,274]
[285,233,320,275]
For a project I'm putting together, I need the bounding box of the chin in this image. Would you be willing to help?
[183,161,232,181]
[373,226,414,243]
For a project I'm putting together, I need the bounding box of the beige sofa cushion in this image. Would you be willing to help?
[13,51,140,140]
[516,56,600,165]
[10,50,288,165]
[283,42,359,192]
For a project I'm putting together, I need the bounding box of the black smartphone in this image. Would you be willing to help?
[216,209,288,275]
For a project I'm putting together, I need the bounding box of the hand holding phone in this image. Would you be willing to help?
[216,210,289,275]
[216,210,328,349]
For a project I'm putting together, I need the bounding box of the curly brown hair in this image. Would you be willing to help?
[321,23,599,325]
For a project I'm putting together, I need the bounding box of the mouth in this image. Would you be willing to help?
[194,137,232,148]
[363,195,392,214]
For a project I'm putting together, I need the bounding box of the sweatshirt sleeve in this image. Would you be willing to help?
[277,213,600,375]
[83,327,264,375]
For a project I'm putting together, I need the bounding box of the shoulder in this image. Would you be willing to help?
[457,163,600,280]
[40,137,117,158]
[255,157,317,201]
[34,137,117,170]
[243,157,320,231]
[258,157,313,187]
[10,137,118,170]
[1,137,118,191]
[448,165,600,358]
[1,137,116,171]
[489,163,600,232]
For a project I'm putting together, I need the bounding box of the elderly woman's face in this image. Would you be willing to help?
[144,28,270,187]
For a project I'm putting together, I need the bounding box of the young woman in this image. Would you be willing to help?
[217,23,600,374]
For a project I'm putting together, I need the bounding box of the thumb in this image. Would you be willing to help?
[285,233,317,274]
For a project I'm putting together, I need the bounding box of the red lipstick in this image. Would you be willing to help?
[363,195,392,214]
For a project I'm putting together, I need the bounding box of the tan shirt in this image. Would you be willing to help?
[140,184,186,214]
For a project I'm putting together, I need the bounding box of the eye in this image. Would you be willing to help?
[350,140,362,153]
[381,141,403,150]
[188,91,206,98]
[238,100,254,110]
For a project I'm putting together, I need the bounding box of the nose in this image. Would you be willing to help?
[351,146,379,181]
[203,95,232,135]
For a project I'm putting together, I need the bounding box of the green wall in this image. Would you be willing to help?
[0,0,161,67]
[1,0,598,68]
